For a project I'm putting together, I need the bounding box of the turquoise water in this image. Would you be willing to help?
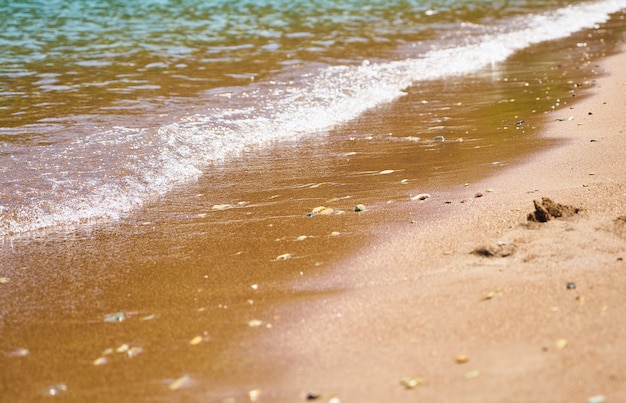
[1,0,626,236]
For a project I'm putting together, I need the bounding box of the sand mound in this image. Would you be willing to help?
[527,197,582,223]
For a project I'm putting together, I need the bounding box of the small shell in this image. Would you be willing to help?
[212,204,233,211]
[410,193,431,201]
[275,253,292,261]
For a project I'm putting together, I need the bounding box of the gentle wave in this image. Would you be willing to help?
[1,0,625,237]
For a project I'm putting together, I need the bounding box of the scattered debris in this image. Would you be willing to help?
[527,197,582,222]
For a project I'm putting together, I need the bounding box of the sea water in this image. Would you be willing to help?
[1,0,626,236]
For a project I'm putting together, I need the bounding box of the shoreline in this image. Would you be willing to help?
[1,22,625,403]
[238,48,626,401]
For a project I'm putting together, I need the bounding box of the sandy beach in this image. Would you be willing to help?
[229,48,626,402]
[2,20,626,403]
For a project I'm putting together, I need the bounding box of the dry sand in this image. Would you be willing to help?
[237,48,626,402]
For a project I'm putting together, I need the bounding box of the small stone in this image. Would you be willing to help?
[189,336,203,346]
[456,355,469,364]
[306,393,321,400]
[566,282,576,290]
[378,169,395,175]
[248,389,261,401]
[168,374,191,391]
[474,192,483,198]
[433,135,445,142]
[45,383,68,396]
[354,204,367,212]
[116,344,130,353]
[104,312,125,323]
[556,339,568,350]
[212,204,233,211]
[0,277,10,284]
[587,395,605,403]
[127,346,143,357]
[248,319,263,327]
[93,357,108,366]
[9,348,30,357]
[410,193,431,201]
[400,377,424,389]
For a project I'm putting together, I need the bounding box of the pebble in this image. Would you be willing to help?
[168,374,192,391]
[45,383,68,396]
[410,193,431,201]
[212,204,233,211]
[104,312,125,323]
[400,377,423,389]
[9,348,29,357]
[354,204,367,212]
[433,135,445,142]
[93,357,108,366]
[587,395,606,403]
[189,336,203,345]
[556,339,568,350]
[456,355,469,364]
[567,282,576,290]
[0,277,10,284]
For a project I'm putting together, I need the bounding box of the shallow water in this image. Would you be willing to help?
[2,0,626,236]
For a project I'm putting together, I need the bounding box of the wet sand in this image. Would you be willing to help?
[239,49,626,401]
[1,26,626,403]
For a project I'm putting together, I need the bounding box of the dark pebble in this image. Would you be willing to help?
[475,193,483,198]
[566,282,576,290]
[306,393,320,400]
